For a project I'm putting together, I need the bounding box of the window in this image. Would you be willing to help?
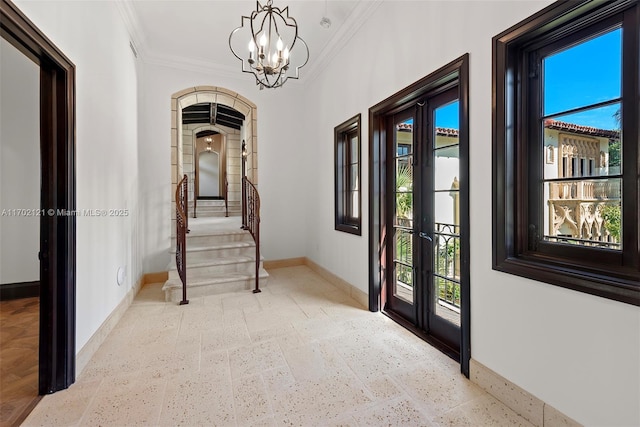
[493,0,639,305]
[335,114,361,235]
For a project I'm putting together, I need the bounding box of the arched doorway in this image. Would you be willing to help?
[170,87,258,230]
[198,151,220,197]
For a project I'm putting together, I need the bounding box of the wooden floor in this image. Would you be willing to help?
[0,297,40,427]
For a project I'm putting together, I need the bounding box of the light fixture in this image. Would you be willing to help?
[229,0,309,89]
[205,136,212,152]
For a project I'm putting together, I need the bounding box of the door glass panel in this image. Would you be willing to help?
[433,101,460,325]
[394,118,414,304]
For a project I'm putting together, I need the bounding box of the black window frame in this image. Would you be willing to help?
[492,0,639,306]
[335,113,362,235]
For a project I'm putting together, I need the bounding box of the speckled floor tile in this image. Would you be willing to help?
[394,361,485,415]
[434,394,536,427]
[233,374,273,425]
[21,265,536,427]
[79,373,167,426]
[352,397,436,426]
[228,339,288,379]
[21,379,101,427]
[159,369,235,427]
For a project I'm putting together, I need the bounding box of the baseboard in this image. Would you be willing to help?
[263,257,305,269]
[303,258,368,309]
[470,359,582,427]
[143,271,168,285]
[0,280,39,300]
[75,275,144,376]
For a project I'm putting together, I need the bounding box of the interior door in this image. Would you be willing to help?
[385,87,462,355]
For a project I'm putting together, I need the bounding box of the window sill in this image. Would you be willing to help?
[493,256,640,306]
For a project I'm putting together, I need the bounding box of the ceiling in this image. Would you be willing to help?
[121,1,374,80]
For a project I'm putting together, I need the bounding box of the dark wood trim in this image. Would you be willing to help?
[492,0,640,307]
[0,281,40,300]
[1,0,76,394]
[334,113,362,235]
[369,54,471,377]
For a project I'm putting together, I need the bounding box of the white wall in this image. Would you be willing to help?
[300,1,640,426]
[13,0,141,352]
[138,62,309,273]
[0,38,40,285]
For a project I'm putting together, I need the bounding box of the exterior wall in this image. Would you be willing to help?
[13,0,141,353]
[300,1,639,426]
[0,38,40,285]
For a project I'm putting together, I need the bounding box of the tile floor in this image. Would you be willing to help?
[22,266,532,426]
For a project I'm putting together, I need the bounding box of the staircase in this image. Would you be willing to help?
[190,199,241,217]
[162,218,269,302]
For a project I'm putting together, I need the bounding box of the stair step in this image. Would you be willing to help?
[167,255,264,278]
[162,269,269,302]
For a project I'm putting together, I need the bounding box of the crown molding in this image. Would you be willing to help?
[114,0,147,58]
[113,0,383,88]
[304,0,384,85]
[143,52,247,82]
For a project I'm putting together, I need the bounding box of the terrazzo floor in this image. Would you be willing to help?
[22,265,532,426]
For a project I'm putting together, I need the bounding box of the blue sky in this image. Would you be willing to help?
[409,27,622,132]
[543,27,621,130]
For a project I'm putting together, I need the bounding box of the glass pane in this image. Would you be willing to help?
[543,28,621,116]
[434,145,459,191]
[394,263,414,303]
[543,103,621,179]
[543,177,622,251]
[349,134,358,161]
[396,119,413,156]
[435,277,461,326]
[350,164,358,191]
[351,190,359,219]
[396,158,413,225]
[435,100,459,131]
[434,191,459,227]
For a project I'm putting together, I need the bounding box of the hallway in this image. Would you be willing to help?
[23,266,531,426]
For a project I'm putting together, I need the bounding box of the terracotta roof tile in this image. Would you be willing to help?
[543,119,620,139]
[396,123,459,137]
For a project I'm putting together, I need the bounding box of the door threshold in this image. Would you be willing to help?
[381,308,460,363]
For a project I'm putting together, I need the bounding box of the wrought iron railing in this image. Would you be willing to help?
[543,235,621,249]
[224,176,229,218]
[434,222,460,310]
[176,174,189,305]
[242,177,261,294]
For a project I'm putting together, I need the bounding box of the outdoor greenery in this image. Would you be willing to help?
[602,203,621,240]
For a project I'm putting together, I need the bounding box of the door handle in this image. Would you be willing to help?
[418,232,432,242]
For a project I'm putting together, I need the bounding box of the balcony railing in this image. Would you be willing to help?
[548,179,621,201]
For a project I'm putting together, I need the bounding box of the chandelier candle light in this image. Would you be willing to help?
[229,0,309,89]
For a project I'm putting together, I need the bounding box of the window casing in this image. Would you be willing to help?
[493,0,639,305]
[335,114,361,235]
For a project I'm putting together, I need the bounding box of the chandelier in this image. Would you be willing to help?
[229,0,309,89]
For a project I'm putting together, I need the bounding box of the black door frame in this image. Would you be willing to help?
[1,0,76,394]
[369,54,470,376]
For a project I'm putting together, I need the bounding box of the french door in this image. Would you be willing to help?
[385,86,464,354]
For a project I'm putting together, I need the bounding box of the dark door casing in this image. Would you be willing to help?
[1,0,76,394]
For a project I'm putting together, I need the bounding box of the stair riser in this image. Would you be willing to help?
[163,277,269,302]
[169,261,264,279]
[186,247,256,262]
[186,233,254,246]
[193,211,241,218]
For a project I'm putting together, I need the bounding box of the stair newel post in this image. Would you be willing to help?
[241,141,248,230]
[176,174,189,305]
[253,191,261,294]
